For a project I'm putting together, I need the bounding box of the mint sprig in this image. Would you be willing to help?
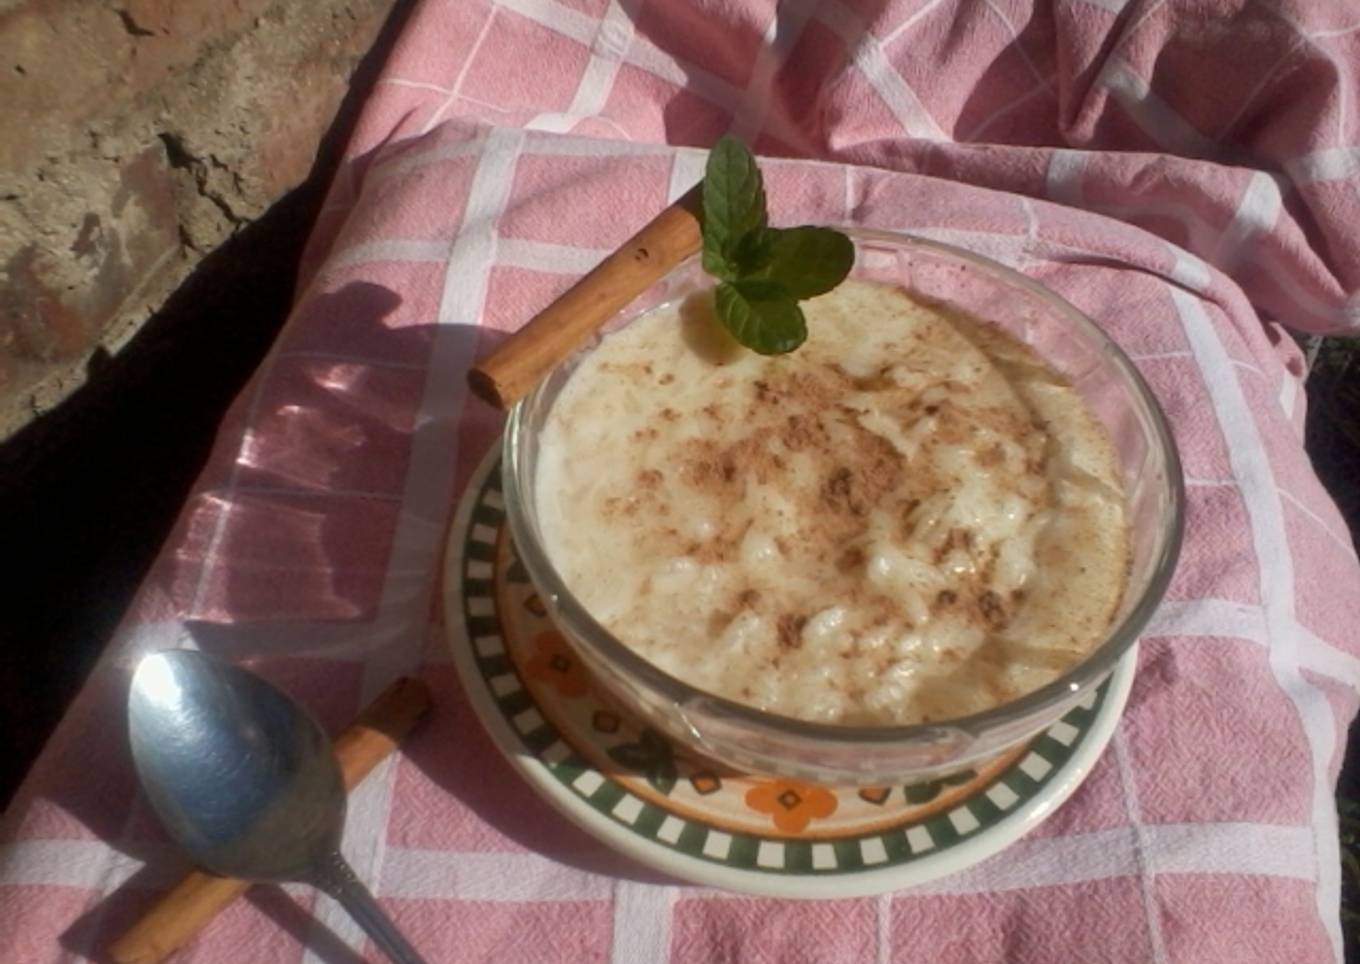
[701,136,854,354]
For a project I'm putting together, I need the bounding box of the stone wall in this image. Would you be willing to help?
[0,0,401,437]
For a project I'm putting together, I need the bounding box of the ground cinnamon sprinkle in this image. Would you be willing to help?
[822,466,854,511]
[776,613,807,649]
[781,414,813,450]
[838,545,866,572]
[978,590,1007,627]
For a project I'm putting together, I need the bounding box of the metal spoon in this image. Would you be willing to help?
[128,650,427,964]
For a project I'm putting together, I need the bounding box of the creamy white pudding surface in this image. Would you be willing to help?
[534,281,1129,725]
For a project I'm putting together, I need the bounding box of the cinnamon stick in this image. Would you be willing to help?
[108,677,432,964]
[468,183,704,409]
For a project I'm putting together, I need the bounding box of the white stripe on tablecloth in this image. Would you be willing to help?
[915,821,1315,895]
[1071,0,1132,13]
[1083,197,1221,253]
[231,483,404,503]
[1146,597,1358,689]
[321,239,451,271]
[1310,21,1360,40]
[1284,145,1360,184]
[0,840,316,900]
[1144,822,1318,877]
[1112,729,1169,963]
[1126,348,1198,364]
[726,0,818,146]
[1202,172,1349,334]
[525,0,635,137]
[379,77,454,97]
[497,238,610,275]
[610,880,675,964]
[497,0,594,44]
[301,128,526,964]
[816,2,949,141]
[1279,369,1299,422]
[1161,242,1336,431]
[144,619,408,664]
[1166,247,1214,292]
[1295,624,1360,688]
[378,848,613,901]
[0,840,150,891]
[875,892,893,964]
[1215,172,1281,272]
[1098,59,1218,158]
[1145,598,1268,642]
[625,34,742,111]
[4,819,1316,898]
[905,227,1030,265]
[570,0,633,119]
[1018,195,1042,268]
[499,0,745,123]
[1167,283,1343,961]
[914,832,1116,894]
[521,115,631,145]
[881,0,950,46]
[1278,488,1360,565]
[667,148,707,203]
[366,136,488,192]
[524,134,673,158]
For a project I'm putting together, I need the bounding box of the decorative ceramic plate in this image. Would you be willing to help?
[443,447,1137,898]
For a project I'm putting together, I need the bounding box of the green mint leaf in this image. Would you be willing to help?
[702,136,767,280]
[714,280,807,355]
[732,227,777,277]
[750,226,855,299]
[697,137,856,354]
[701,235,733,279]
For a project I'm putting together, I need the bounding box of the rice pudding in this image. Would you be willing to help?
[534,280,1129,726]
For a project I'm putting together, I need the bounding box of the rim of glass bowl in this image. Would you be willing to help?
[501,228,1185,748]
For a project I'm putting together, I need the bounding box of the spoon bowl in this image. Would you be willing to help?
[128,650,426,963]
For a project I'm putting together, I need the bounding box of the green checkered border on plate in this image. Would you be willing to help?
[459,460,1110,876]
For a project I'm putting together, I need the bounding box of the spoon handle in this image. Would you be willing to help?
[313,850,429,964]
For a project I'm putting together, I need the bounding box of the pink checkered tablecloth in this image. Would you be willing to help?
[5,1,1360,961]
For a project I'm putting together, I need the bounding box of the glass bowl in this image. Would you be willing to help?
[502,228,1184,785]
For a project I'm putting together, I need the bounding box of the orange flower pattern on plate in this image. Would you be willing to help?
[524,630,589,699]
[745,778,838,834]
